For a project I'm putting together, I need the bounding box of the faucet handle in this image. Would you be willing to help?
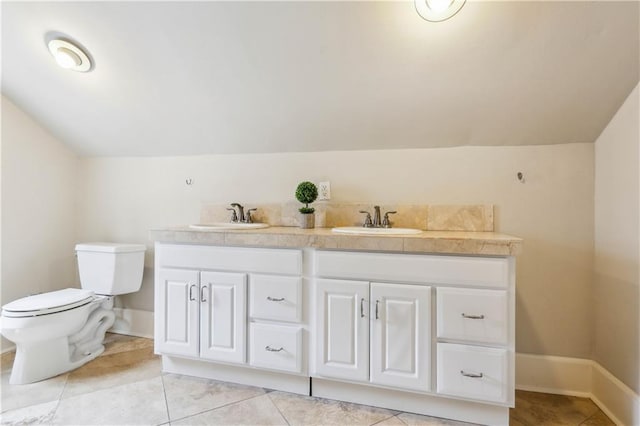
[382,211,397,228]
[245,208,257,223]
[359,210,373,228]
[226,208,238,223]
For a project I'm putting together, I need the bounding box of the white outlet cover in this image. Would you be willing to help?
[318,181,331,200]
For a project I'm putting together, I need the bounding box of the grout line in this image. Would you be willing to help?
[266,392,291,426]
[160,374,171,424]
[369,413,398,426]
[50,373,70,423]
[577,409,609,426]
[166,389,267,424]
[397,414,410,425]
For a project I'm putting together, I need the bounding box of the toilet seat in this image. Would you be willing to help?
[2,288,95,318]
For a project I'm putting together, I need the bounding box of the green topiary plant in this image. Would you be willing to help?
[295,181,318,214]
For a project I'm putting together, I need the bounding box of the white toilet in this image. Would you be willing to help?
[1,243,146,385]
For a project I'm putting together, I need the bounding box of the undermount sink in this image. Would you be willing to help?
[331,227,423,236]
[189,223,270,230]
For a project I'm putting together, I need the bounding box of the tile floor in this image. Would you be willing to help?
[0,334,614,426]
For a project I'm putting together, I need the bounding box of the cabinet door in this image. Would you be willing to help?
[314,278,369,382]
[199,271,247,364]
[155,268,200,357]
[370,283,431,391]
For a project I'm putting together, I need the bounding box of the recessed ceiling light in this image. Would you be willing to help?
[415,0,466,22]
[47,39,91,72]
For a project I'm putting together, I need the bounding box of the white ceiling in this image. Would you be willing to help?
[2,1,638,157]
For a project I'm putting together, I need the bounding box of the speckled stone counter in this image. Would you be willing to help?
[149,226,522,256]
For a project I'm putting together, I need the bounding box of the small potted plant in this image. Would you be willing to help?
[295,181,318,229]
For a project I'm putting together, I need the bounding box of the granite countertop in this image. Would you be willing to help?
[149,226,522,256]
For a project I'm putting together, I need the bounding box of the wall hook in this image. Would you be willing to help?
[186,178,193,185]
[517,172,525,183]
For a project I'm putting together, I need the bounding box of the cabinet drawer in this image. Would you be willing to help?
[249,274,302,323]
[249,323,303,373]
[437,288,508,345]
[437,343,508,404]
[156,244,302,275]
[315,250,509,288]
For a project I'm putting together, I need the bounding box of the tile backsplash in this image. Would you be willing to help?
[201,203,494,232]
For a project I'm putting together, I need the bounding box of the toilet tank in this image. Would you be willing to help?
[75,243,146,295]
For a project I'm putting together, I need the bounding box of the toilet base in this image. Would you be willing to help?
[9,338,105,385]
[8,299,116,385]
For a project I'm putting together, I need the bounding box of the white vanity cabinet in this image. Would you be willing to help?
[154,243,308,394]
[315,279,431,391]
[311,249,515,425]
[152,239,516,424]
[156,268,246,363]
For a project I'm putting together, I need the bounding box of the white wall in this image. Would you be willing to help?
[594,84,639,393]
[77,143,595,359]
[1,96,79,349]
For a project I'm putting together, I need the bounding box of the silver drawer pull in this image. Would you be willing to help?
[460,370,483,378]
[265,345,284,352]
[360,298,365,318]
[267,296,285,302]
[461,313,485,320]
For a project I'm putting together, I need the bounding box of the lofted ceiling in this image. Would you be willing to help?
[2,1,638,157]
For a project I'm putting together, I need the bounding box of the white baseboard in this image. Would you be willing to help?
[515,353,592,397]
[109,308,154,339]
[516,353,640,426]
[591,362,640,426]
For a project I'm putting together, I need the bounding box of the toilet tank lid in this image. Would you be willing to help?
[75,243,147,253]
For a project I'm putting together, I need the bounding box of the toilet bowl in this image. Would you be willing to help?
[1,243,146,384]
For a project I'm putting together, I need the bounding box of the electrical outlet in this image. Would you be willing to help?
[318,181,331,200]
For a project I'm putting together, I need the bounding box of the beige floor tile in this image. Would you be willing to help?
[268,391,397,426]
[579,410,615,426]
[52,376,168,425]
[62,346,161,399]
[162,373,266,421]
[102,333,154,357]
[0,335,617,426]
[0,352,15,375]
[0,371,67,413]
[508,417,527,426]
[510,390,600,426]
[0,400,58,425]
[397,412,475,426]
[172,394,287,426]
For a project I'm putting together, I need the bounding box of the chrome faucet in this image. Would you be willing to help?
[230,203,245,222]
[359,206,397,228]
[229,203,257,223]
[372,206,382,228]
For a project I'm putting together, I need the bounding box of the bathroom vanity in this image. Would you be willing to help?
[151,227,521,424]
